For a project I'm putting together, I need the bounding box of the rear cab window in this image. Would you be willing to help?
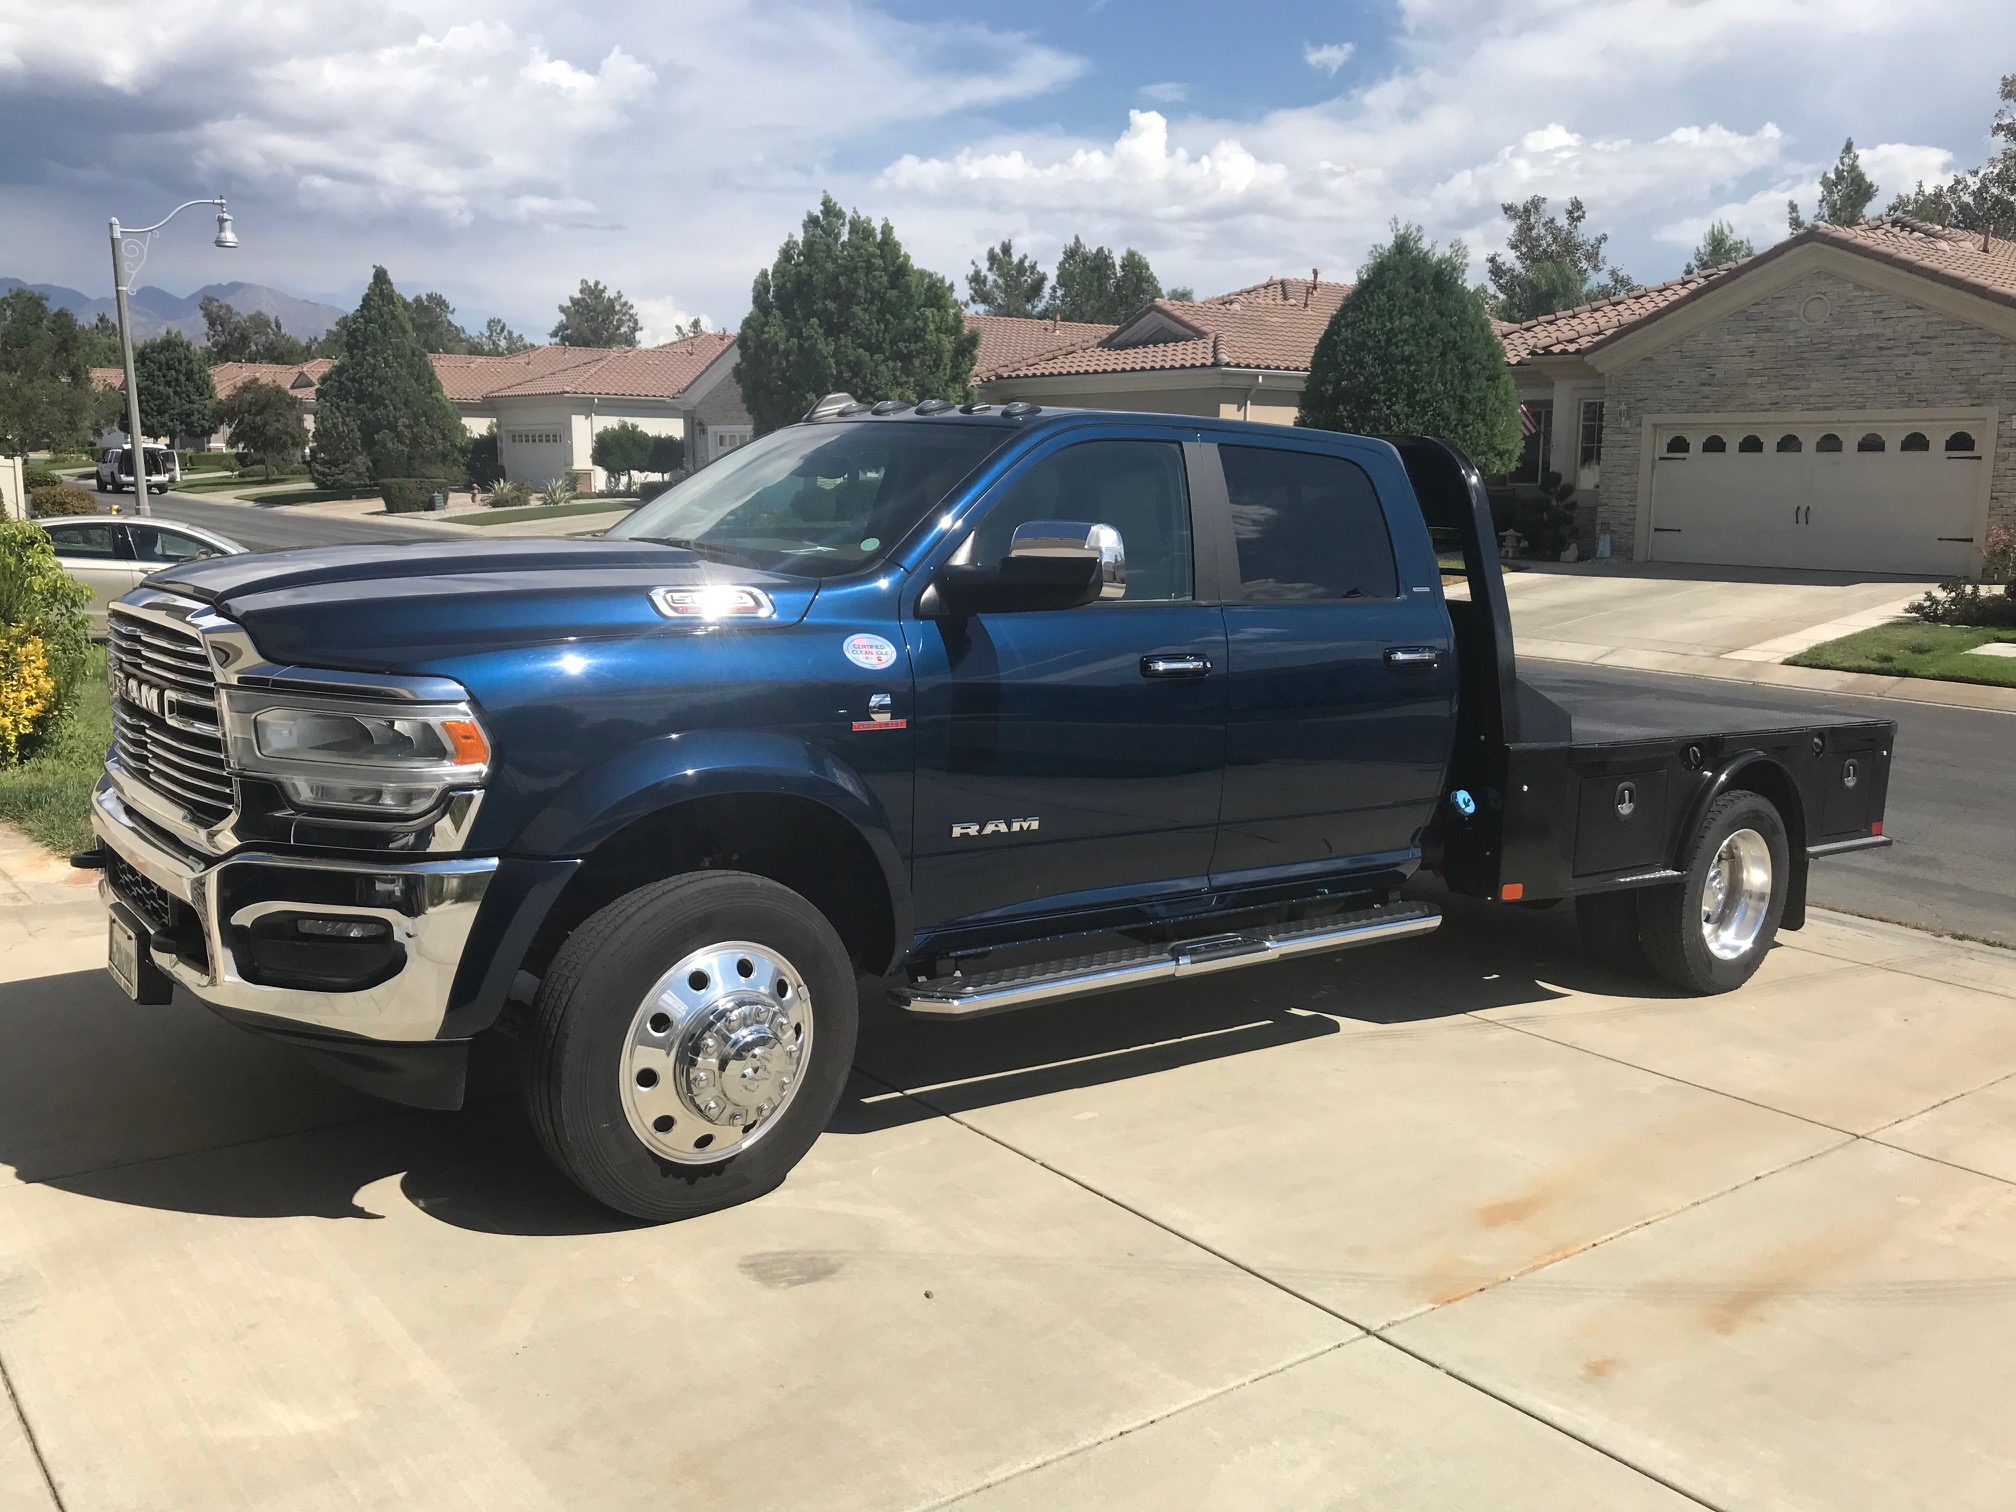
[1219,444,1399,601]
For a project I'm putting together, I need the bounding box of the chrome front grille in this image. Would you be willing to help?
[107,609,234,825]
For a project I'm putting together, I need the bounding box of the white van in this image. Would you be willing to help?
[95,445,181,495]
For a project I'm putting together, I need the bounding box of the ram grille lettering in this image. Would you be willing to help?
[951,817,1039,838]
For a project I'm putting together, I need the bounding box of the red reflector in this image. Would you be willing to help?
[1870,820,1882,836]
[1501,882,1525,902]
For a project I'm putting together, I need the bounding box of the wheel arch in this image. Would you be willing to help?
[1681,752,1809,930]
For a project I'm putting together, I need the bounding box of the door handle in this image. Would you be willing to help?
[1141,653,1211,679]
[1384,646,1440,670]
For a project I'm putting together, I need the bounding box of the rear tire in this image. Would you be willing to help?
[1576,889,1650,975]
[524,870,858,1222]
[1638,791,1789,994]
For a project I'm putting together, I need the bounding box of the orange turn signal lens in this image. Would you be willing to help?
[441,718,490,766]
[1500,882,1525,902]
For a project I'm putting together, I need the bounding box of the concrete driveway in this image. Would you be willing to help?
[1505,561,1932,664]
[6,889,2016,1510]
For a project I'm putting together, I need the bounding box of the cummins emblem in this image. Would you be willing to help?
[1615,781,1637,819]
[951,817,1039,838]
[1842,758,1859,789]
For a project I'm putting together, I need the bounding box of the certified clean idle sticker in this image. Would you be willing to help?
[842,633,899,670]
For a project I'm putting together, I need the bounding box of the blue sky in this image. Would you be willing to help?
[1,1,2010,341]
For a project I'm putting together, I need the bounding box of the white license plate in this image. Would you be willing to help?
[108,913,142,1000]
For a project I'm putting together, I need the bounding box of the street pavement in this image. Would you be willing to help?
[1526,662,2015,948]
[3,886,2015,1509]
[137,491,449,550]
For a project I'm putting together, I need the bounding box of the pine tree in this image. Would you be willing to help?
[1684,221,1756,274]
[966,239,1048,316]
[735,195,980,435]
[1789,139,1879,231]
[1043,238,1164,322]
[1484,197,1636,322]
[1299,224,1522,476]
[551,280,641,347]
[0,289,95,456]
[309,267,469,487]
[133,331,217,442]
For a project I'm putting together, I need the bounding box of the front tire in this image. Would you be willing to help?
[525,870,858,1221]
[1638,791,1789,994]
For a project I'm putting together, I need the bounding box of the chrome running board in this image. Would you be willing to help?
[898,901,1441,1019]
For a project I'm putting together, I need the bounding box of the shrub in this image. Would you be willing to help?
[1983,523,2015,585]
[236,463,308,480]
[29,485,97,518]
[466,424,504,488]
[638,477,678,504]
[178,450,240,472]
[484,480,534,509]
[1488,472,1578,559]
[647,433,685,473]
[543,474,577,507]
[1907,579,2016,628]
[379,478,447,514]
[22,463,63,493]
[0,519,91,761]
[44,450,92,467]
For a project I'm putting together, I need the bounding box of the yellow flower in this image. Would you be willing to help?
[0,625,57,763]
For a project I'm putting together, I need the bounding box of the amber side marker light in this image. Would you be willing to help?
[1500,882,1525,902]
[442,719,490,766]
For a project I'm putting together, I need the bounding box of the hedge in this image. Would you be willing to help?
[379,478,450,514]
[178,451,241,473]
[29,486,98,518]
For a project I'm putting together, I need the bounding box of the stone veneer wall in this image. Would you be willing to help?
[1599,270,2016,562]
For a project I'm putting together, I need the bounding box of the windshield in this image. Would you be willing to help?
[609,421,1012,578]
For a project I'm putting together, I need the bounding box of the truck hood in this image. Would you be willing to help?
[150,537,821,671]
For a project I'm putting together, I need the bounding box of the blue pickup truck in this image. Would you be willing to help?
[84,402,1895,1220]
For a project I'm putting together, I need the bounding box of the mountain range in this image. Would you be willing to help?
[0,278,349,343]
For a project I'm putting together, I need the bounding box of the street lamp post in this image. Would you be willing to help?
[107,198,238,516]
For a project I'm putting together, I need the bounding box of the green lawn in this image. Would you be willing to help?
[0,648,110,856]
[463,500,637,527]
[1789,623,2016,688]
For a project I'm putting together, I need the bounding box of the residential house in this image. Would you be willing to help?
[974,277,1350,421]
[1498,217,2015,576]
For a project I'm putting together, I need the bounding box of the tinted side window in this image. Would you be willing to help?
[43,524,119,559]
[1220,445,1398,601]
[966,440,1193,602]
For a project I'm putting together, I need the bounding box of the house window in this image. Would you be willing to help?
[1901,432,1930,452]
[1816,433,1842,452]
[1857,432,1885,452]
[1738,434,1763,453]
[1511,400,1553,483]
[1776,434,1802,452]
[1577,400,1604,468]
[1945,431,1977,453]
[1701,434,1727,453]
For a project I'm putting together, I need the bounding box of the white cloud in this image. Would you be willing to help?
[1137,81,1188,104]
[634,296,711,345]
[1303,42,1355,74]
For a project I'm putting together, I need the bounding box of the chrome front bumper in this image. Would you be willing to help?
[91,783,496,1043]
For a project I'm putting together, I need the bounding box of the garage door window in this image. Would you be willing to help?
[1816,433,1842,452]
[1901,432,1930,452]
[1857,433,1885,452]
[1664,435,1690,455]
[1945,431,1977,454]
[1701,434,1726,453]
[1738,434,1763,453]
[1776,434,1802,452]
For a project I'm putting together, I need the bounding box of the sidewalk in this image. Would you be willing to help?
[195,484,633,539]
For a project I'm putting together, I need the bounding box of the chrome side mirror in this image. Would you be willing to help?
[1007,519,1126,601]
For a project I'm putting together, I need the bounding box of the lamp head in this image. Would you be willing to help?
[213,203,238,250]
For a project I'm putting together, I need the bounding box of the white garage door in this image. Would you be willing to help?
[1648,419,1987,575]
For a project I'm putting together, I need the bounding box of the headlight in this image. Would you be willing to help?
[226,693,491,818]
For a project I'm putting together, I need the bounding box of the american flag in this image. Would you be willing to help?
[1519,403,1539,437]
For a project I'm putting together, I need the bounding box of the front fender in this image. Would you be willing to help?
[512,727,912,935]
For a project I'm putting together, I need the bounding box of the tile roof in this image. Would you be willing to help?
[428,345,612,401]
[1498,217,2016,364]
[965,314,1117,381]
[980,277,1354,381]
[208,359,334,400]
[88,366,122,390]
[480,331,738,399]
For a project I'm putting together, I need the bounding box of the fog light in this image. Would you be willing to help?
[297,917,391,940]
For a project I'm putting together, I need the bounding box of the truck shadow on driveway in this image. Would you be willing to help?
[2,900,1682,1234]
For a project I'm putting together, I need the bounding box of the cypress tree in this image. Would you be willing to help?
[133,330,217,442]
[1298,225,1522,476]
[736,195,980,434]
[309,267,468,487]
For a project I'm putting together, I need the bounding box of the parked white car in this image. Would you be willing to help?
[40,515,246,630]
[95,445,181,495]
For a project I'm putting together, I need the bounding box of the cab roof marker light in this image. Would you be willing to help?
[804,392,857,420]
[870,399,910,415]
[914,398,956,415]
[1002,401,1042,418]
[650,585,776,621]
